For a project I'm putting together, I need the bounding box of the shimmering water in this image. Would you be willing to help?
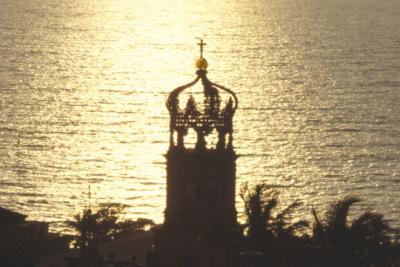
[1,0,400,233]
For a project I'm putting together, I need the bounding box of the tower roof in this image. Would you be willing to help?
[166,40,238,151]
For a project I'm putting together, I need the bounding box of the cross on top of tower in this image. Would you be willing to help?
[197,38,206,58]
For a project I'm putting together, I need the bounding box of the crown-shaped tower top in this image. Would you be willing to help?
[166,40,238,151]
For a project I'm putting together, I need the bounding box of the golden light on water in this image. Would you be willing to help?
[1,0,400,233]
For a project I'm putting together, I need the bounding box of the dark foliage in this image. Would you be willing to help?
[240,183,309,243]
[312,197,400,266]
[67,203,154,256]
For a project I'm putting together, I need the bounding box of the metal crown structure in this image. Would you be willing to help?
[166,41,238,151]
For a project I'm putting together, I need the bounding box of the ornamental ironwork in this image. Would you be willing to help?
[166,40,238,150]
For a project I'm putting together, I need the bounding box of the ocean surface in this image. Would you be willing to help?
[1,0,400,233]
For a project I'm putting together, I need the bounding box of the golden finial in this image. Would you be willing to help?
[195,38,208,70]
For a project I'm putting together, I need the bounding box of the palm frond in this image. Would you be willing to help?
[276,201,302,222]
[326,197,360,240]
[312,208,326,244]
[350,211,394,246]
[262,198,278,222]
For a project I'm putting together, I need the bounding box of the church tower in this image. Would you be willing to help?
[154,40,239,267]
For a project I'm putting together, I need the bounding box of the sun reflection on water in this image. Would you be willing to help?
[0,0,400,232]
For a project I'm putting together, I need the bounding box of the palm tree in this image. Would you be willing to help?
[67,203,154,256]
[240,183,309,243]
[312,197,399,266]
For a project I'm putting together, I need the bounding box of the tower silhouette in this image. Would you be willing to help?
[154,41,239,267]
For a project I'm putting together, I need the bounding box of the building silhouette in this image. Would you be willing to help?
[154,40,239,267]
